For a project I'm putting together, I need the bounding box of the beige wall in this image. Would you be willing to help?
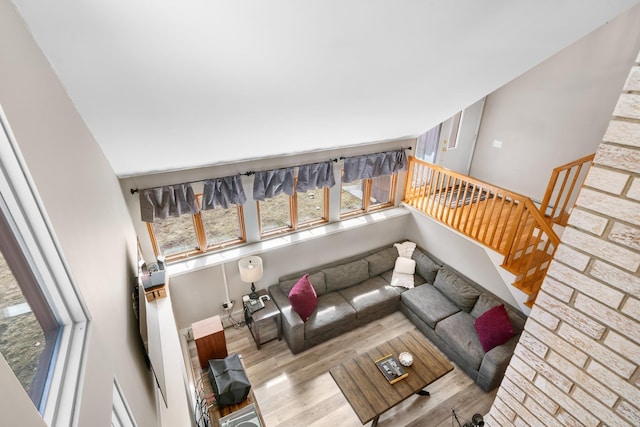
[487,50,640,426]
[471,5,640,201]
[0,2,158,426]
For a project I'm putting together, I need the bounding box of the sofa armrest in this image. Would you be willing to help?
[268,285,305,354]
[476,335,519,391]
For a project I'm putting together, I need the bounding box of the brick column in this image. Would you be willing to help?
[487,50,640,426]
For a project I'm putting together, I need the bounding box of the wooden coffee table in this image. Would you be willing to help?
[329,329,453,426]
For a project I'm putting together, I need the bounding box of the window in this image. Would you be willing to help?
[148,195,245,260]
[258,192,292,235]
[415,125,441,163]
[369,175,394,209]
[296,186,326,226]
[0,233,58,408]
[0,106,88,425]
[258,179,329,237]
[340,175,397,217]
[146,157,399,257]
[341,178,365,215]
[447,111,462,150]
[200,203,245,248]
[150,215,199,257]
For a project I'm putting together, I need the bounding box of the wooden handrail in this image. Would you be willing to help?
[404,157,535,254]
[403,156,562,306]
[539,153,595,226]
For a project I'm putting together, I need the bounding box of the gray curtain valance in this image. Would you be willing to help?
[202,175,247,210]
[139,184,199,223]
[253,168,295,201]
[342,149,408,183]
[296,161,336,192]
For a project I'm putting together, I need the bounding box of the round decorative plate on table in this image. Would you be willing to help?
[398,352,413,367]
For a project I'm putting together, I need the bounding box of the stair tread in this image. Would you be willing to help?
[503,249,553,274]
[512,270,547,294]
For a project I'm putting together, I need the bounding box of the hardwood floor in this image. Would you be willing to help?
[187,311,497,427]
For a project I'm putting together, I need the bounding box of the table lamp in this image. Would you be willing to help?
[238,256,263,300]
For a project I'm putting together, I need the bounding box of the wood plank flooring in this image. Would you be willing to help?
[187,311,497,427]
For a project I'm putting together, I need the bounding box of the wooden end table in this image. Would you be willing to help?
[330,329,453,426]
[192,315,228,369]
[244,290,282,350]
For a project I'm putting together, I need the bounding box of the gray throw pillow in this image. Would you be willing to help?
[433,266,480,312]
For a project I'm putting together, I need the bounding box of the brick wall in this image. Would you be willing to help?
[486,50,640,426]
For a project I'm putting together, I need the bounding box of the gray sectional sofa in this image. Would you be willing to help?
[268,243,526,391]
[400,265,526,391]
[268,245,429,354]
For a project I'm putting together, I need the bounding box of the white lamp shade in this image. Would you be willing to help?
[238,256,263,283]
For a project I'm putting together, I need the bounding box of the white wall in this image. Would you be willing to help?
[405,208,520,309]
[471,4,640,201]
[0,3,157,426]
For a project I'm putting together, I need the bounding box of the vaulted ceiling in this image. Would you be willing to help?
[11,0,640,177]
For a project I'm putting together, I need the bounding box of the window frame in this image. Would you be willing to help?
[0,212,60,406]
[257,178,329,238]
[147,194,246,262]
[0,106,89,425]
[257,191,294,237]
[340,174,397,219]
[295,185,329,229]
[447,111,463,150]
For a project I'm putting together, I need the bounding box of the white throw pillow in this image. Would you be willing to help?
[394,257,416,275]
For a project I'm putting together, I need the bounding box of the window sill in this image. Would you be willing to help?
[166,206,410,277]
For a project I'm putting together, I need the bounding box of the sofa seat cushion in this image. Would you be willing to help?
[434,266,481,312]
[380,270,426,287]
[435,311,485,371]
[401,284,460,328]
[304,292,356,340]
[324,259,370,292]
[338,276,401,319]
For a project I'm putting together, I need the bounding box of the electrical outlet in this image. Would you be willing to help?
[222,300,234,310]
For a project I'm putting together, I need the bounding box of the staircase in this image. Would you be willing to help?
[403,154,594,307]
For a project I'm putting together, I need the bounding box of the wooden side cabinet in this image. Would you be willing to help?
[192,315,228,369]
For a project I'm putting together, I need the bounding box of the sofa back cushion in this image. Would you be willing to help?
[364,247,398,276]
[433,266,481,312]
[412,249,441,284]
[470,293,501,318]
[280,271,326,296]
[324,259,369,292]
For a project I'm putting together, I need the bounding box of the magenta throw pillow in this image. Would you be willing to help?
[288,274,318,322]
[474,304,514,352]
